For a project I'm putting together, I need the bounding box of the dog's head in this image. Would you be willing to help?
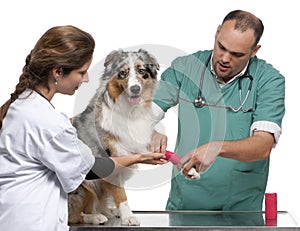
[100,49,159,106]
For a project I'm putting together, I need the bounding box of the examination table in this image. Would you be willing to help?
[70,210,300,230]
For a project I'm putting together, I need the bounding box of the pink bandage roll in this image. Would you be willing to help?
[265,193,277,220]
[165,150,181,165]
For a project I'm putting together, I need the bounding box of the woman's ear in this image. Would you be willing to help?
[52,66,63,81]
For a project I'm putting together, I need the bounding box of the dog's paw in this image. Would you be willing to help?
[90,214,108,225]
[82,213,108,225]
[121,216,140,226]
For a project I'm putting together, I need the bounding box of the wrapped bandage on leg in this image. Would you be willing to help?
[165,151,200,180]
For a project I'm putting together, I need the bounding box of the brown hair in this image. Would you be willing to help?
[0,25,95,129]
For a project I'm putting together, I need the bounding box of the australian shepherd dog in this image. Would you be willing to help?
[68,49,160,226]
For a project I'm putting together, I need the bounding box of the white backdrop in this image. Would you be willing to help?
[1,0,299,223]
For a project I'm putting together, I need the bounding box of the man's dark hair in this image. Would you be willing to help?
[223,10,264,47]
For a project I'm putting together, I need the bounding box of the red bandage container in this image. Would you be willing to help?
[265,193,277,220]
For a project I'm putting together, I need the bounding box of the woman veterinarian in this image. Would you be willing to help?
[0,25,166,231]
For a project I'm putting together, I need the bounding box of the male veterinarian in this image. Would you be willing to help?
[153,9,285,211]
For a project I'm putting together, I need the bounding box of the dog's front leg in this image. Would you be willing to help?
[119,199,140,226]
[103,181,140,226]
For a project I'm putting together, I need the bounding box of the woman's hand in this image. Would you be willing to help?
[137,152,168,165]
[106,130,168,170]
[111,152,167,168]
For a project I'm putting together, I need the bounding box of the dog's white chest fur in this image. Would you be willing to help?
[101,98,155,155]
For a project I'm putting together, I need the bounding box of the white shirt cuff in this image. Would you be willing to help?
[250,121,282,147]
[152,102,165,121]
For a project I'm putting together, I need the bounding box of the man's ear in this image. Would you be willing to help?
[251,45,261,57]
[215,25,222,39]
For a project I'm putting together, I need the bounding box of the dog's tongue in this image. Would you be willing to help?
[129,96,141,105]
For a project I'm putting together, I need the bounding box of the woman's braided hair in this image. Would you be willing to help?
[0,25,95,129]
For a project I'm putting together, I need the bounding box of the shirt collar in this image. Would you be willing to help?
[210,55,249,87]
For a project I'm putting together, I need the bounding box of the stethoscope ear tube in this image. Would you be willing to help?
[192,53,254,112]
[196,54,212,104]
[238,74,253,91]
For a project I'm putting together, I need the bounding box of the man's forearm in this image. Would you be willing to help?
[218,131,275,162]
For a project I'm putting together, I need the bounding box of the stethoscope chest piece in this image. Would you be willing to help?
[194,96,206,108]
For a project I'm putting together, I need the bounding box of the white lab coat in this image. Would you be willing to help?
[0,90,95,231]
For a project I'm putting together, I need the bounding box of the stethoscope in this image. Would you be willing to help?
[184,54,254,113]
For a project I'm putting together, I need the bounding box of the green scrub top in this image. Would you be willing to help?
[153,50,285,211]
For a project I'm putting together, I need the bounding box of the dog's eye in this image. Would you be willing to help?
[118,70,128,79]
[138,69,150,79]
[142,73,149,79]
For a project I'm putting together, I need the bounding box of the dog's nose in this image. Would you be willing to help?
[130,85,141,95]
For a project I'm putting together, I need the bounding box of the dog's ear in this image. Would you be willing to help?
[104,49,124,67]
[138,49,160,79]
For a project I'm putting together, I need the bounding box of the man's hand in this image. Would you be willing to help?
[178,141,221,177]
[149,130,167,153]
